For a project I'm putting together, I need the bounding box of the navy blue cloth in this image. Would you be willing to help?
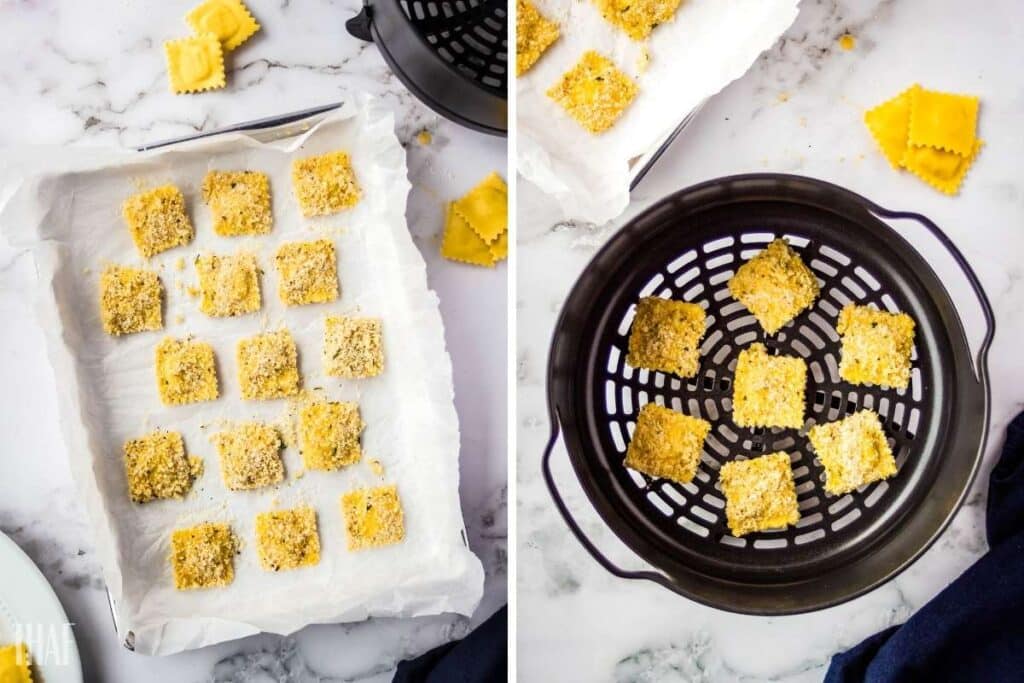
[392,606,506,683]
[826,412,1024,683]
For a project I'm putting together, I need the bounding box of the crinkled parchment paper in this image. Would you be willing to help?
[0,97,483,655]
[518,0,799,224]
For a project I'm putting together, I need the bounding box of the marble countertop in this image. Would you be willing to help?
[0,1,506,681]
[517,0,1024,680]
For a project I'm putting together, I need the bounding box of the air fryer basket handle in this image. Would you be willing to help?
[542,408,679,590]
[862,203,996,386]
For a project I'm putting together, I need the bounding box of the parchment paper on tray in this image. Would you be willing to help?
[518,0,799,224]
[0,97,483,655]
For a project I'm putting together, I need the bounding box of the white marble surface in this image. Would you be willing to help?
[517,0,1024,680]
[0,1,506,681]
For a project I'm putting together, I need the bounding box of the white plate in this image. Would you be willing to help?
[0,531,82,682]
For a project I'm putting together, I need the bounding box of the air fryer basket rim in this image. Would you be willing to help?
[544,173,993,615]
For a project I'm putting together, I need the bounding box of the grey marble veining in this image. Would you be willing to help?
[0,1,507,681]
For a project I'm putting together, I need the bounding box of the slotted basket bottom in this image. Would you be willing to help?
[545,175,991,613]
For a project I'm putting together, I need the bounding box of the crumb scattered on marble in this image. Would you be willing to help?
[839,33,856,51]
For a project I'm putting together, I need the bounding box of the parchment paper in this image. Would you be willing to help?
[517,0,799,224]
[0,97,484,655]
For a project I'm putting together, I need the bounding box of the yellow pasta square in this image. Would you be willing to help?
[0,643,31,682]
[195,252,262,317]
[186,0,260,51]
[170,522,238,590]
[593,0,683,41]
[124,430,203,503]
[324,316,384,378]
[836,304,916,389]
[547,51,638,134]
[489,230,509,262]
[254,507,321,571]
[732,343,806,429]
[441,203,496,267]
[902,139,983,196]
[908,86,979,157]
[719,452,800,536]
[626,296,706,378]
[625,403,710,484]
[99,265,163,336]
[122,185,194,258]
[213,422,285,490]
[237,330,300,400]
[517,0,560,75]
[275,239,339,306]
[864,86,914,170]
[808,410,896,496]
[164,33,226,94]
[155,337,220,405]
[299,401,364,471]
[454,172,507,244]
[200,170,272,236]
[727,239,819,334]
[291,151,362,217]
[341,485,406,551]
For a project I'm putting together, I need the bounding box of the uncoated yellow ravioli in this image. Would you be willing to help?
[275,240,339,306]
[547,51,638,134]
[454,172,508,244]
[626,297,706,378]
[0,643,31,682]
[908,86,979,157]
[864,86,914,170]
[625,403,710,485]
[164,33,226,94]
[341,485,406,551]
[170,522,238,590]
[237,330,301,400]
[201,170,272,236]
[254,507,320,571]
[186,0,260,51]
[593,0,683,41]
[213,422,285,490]
[155,337,220,405]
[299,401,364,471]
[902,139,983,196]
[123,430,203,503]
[516,0,560,75]
[122,185,194,258]
[440,203,496,267]
[291,151,362,217]
[719,452,800,536]
[99,265,164,335]
[195,252,262,317]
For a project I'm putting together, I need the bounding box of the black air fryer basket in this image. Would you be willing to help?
[347,0,507,136]
[543,174,995,614]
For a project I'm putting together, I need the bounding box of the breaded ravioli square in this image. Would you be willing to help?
[808,410,897,495]
[299,401,364,471]
[719,452,800,536]
[516,0,559,75]
[99,265,164,335]
[237,330,300,400]
[201,170,272,236]
[727,239,819,334]
[547,51,638,134]
[593,0,683,41]
[123,430,203,503]
[291,151,361,217]
[275,239,339,306]
[155,337,220,405]
[324,316,384,378]
[170,522,238,590]
[836,304,916,389]
[212,422,285,490]
[195,252,262,317]
[625,403,710,484]
[341,485,406,551]
[732,343,806,429]
[626,297,706,377]
[122,185,194,257]
[254,507,321,571]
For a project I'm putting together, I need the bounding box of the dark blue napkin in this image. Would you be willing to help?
[392,605,506,683]
[826,412,1024,682]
